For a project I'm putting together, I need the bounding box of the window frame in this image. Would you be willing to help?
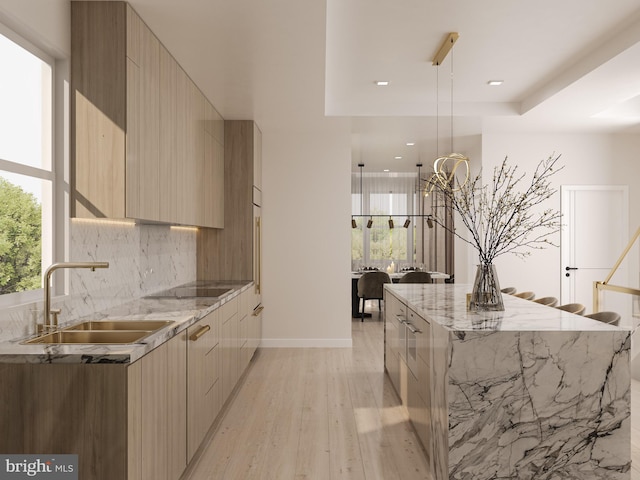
[0,22,60,308]
[351,174,418,269]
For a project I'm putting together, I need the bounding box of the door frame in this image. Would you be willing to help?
[560,184,629,306]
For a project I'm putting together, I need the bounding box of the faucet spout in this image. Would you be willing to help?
[41,262,110,333]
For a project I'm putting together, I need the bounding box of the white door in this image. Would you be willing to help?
[560,185,629,315]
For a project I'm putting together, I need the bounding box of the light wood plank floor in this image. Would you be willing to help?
[185,310,640,480]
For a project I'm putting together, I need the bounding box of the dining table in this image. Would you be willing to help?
[351,270,450,318]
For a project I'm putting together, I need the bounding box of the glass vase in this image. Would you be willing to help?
[469,263,504,311]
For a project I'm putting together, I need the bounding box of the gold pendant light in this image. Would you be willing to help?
[422,32,470,196]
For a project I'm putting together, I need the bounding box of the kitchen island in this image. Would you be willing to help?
[384,283,630,480]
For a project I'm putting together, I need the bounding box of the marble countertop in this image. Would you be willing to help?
[386,283,625,332]
[0,280,253,365]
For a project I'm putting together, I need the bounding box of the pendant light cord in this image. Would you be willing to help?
[450,39,454,154]
[435,63,439,158]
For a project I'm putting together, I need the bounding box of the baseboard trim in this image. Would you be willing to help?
[259,338,353,348]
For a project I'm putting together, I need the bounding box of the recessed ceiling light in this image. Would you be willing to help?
[487,80,503,86]
[383,169,390,172]
[375,81,390,86]
[394,156,402,159]
[406,142,415,146]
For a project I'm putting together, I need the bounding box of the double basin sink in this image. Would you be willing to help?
[23,320,175,345]
[23,285,234,345]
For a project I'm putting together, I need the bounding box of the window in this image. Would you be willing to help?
[351,173,418,270]
[0,27,54,305]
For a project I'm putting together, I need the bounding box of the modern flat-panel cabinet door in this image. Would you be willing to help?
[187,309,220,461]
[220,297,239,402]
[128,9,160,220]
[384,296,400,390]
[71,2,223,227]
[202,100,224,228]
[166,331,188,480]
[158,47,178,223]
[140,342,168,480]
[139,332,187,480]
[176,63,195,225]
[238,288,250,371]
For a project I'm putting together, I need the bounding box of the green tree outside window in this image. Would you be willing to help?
[0,177,42,294]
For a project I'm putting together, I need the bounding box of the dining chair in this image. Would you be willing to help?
[556,303,586,315]
[357,271,392,321]
[584,311,621,327]
[501,287,517,295]
[398,271,432,284]
[513,291,535,300]
[532,296,558,307]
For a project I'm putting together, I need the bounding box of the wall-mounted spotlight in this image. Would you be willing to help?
[403,218,411,228]
[388,217,394,229]
[367,217,373,228]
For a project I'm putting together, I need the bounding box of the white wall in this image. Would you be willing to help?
[0,0,69,57]
[611,133,640,313]
[481,132,629,300]
[261,119,353,347]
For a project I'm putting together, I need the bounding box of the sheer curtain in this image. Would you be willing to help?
[351,172,422,271]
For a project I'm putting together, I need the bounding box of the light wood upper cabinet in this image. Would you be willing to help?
[197,121,261,280]
[202,100,225,228]
[158,47,178,223]
[253,123,262,190]
[71,1,223,227]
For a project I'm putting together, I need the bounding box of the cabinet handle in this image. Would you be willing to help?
[253,305,264,316]
[255,217,261,294]
[406,323,422,334]
[189,324,211,341]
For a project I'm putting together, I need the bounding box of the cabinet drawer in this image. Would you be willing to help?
[385,292,407,320]
[203,343,219,392]
[188,309,218,353]
[238,289,250,319]
[220,296,238,324]
[414,314,430,364]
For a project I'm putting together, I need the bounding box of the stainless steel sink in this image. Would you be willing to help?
[64,320,174,331]
[23,330,152,344]
[22,319,175,344]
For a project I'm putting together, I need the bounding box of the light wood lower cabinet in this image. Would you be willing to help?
[248,303,263,360]
[132,331,188,480]
[384,291,406,393]
[384,292,433,472]
[220,296,239,402]
[0,291,258,480]
[186,309,221,461]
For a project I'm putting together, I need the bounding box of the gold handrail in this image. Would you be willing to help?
[593,225,640,313]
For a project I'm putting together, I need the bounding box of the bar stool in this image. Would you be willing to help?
[556,303,586,315]
[533,296,558,307]
[513,291,535,300]
[584,311,620,327]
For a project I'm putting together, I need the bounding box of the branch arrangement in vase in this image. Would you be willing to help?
[427,153,564,265]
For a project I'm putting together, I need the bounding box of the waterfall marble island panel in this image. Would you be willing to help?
[384,283,631,480]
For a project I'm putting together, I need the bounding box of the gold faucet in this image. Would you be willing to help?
[40,262,110,333]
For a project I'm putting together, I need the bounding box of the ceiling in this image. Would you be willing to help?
[126,0,640,173]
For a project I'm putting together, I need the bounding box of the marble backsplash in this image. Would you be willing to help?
[0,219,196,341]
